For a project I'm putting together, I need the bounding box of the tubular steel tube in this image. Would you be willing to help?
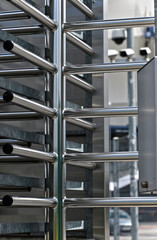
[64,151,139,163]
[0,54,22,63]
[63,197,157,208]
[67,118,96,131]
[0,139,31,146]
[3,91,57,118]
[2,195,58,208]
[3,40,57,74]
[0,11,29,21]
[0,155,40,163]
[64,17,154,32]
[68,0,95,19]
[63,107,138,119]
[2,144,57,163]
[0,68,43,77]
[6,0,58,30]
[64,62,146,75]
[66,74,95,93]
[2,25,44,35]
[66,32,95,55]
[0,112,42,120]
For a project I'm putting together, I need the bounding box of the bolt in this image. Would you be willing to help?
[141,181,148,188]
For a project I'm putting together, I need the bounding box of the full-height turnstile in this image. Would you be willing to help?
[0,1,157,240]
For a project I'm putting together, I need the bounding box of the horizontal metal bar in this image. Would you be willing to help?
[0,29,43,58]
[2,195,58,207]
[66,32,95,55]
[3,40,57,74]
[3,91,57,118]
[63,197,157,208]
[0,139,30,146]
[68,161,96,170]
[0,222,44,234]
[0,54,21,62]
[0,186,31,191]
[7,0,58,30]
[0,124,45,144]
[0,112,42,120]
[0,11,29,21]
[67,118,96,131]
[0,155,40,163]
[2,25,44,35]
[66,74,96,93]
[64,62,146,75]
[3,144,57,163]
[64,151,138,162]
[64,17,154,32]
[0,68,43,77]
[0,76,44,101]
[68,0,95,19]
[63,107,138,119]
[0,173,44,188]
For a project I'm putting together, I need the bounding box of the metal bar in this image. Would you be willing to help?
[64,151,138,162]
[66,74,95,93]
[2,195,58,207]
[64,62,146,75]
[3,91,57,118]
[66,32,95,55]
[63,107,138,119]
[0,29,43,58]
[0,68,43,77]
[0,124,45,144]
[63,197,157,208]
[67,118,96,131]
[0,155,41,163]
[68,161,96,170]
[7,0,58,30]
[64,17,154,32]
[2,25,44,35]
[0,112,42,120]
[68,0,95,19]
[0,11,29,21]
[0,173,45,188]
[0,222,45,234]
[3,144,57,163]
[0,76,44,101]
[0,54,21,62]
[3,40,57,74]
[0,139,30,146]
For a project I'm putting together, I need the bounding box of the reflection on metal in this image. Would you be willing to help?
[3,40,57,74]
[67,118,96,131]
[0,173,45,188]
[0,68,43,77]
[2,25,44,35]
[68,0,95,19]
[0,155,38,163]
[64,62,146,74]
[3,144,57,163]
[66,74,96,93]
[0,124,45,144]
[0,222,44,234]
[63,197,157,208]
[64,107,138,119]
[0,76,44,101]
[2,195,58,207]
[0,54,21,62]
[3,91,57,118]
[0,112,42,120]
[66,33,95,55]
[68,161,97,170]
[64,151,139,162]
[7,0,58,30]
[0,139,30,146]
[0,11,29,21]
[64,17,154,32]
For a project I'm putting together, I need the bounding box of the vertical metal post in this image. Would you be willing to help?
[112,137,120,240]
[155,0,157,55]
[127,28,138,240]
[44,1,55,239]
[103,0,109,239]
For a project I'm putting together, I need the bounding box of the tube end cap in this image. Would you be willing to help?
[3,195,13,206]
[3,40,14,51]
[3,143,13,154]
